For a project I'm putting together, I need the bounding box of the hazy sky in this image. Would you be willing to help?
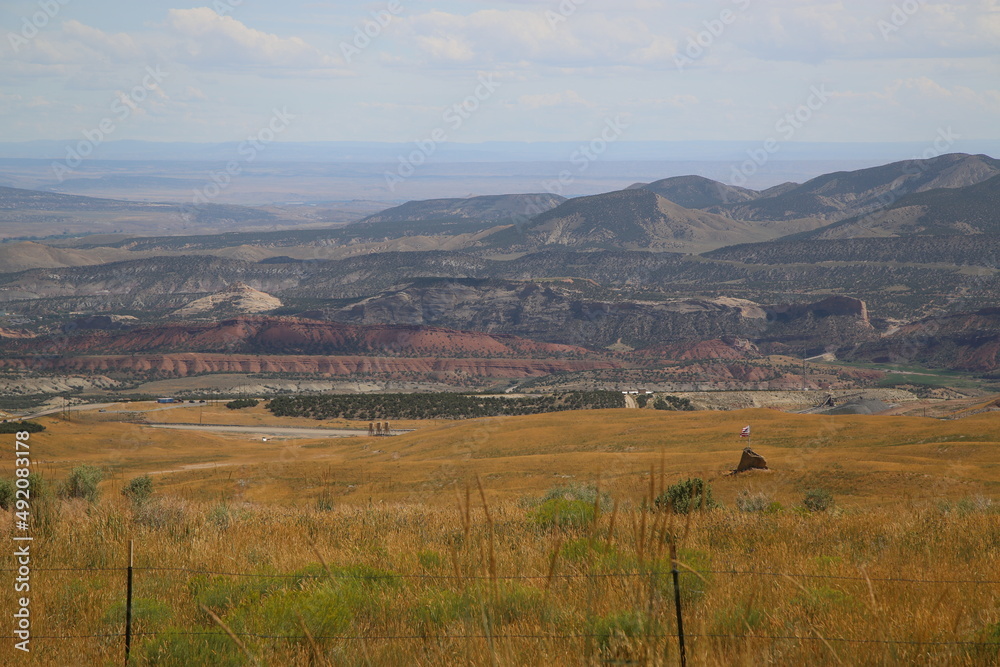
[1,0,998,147]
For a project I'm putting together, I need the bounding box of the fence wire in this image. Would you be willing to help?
[0,630,997,648]
[4,563,1000,651]
[7,564,1000,586]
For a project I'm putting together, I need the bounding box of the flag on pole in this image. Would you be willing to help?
[740,425,751,438]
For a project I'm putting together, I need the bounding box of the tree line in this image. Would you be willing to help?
[267,391,626,420]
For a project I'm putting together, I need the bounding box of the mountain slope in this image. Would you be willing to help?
[358,193,565,223]
[317,279,875,352]
[629,175,759,208]
[173,282,283,317]
[488,189,772,252]
[719,153,1000,222]
[0,185,306,239]
[846,308,1000,372]
[0,186,155,210]
[1,316,596,359]
[791,173,1000,239]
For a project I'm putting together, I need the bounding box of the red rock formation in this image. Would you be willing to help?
[0,353,622,378]
[3,317,593,359]
[636,338,761,361]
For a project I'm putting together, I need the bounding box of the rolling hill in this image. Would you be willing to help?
[0,316,598,358]
[357,193,565,223]
[792,173,1000,239]
[0,185,317,240]
[718,153,1000,222]
[629,175,759,208]
[486,188,775,252]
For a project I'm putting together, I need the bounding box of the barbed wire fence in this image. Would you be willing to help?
[4,548,1000,665]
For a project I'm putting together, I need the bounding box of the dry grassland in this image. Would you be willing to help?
[0,403,998,665]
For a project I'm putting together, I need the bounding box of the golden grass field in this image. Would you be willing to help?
[22,401,1000,508]
[0,401,999,665]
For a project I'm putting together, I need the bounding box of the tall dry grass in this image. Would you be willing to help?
[2,482,999,666]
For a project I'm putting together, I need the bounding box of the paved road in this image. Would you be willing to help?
[18,401,410,439]
[23,402,120,419]
[23,402,197,420]
[144,423,390,438]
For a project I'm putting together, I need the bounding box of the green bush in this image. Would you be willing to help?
[27,473,56,534]
[190,574,288,616]
[103,597,172,634]
[141,627,247,666]
[123,475,153,505]
[588,610,650,661]
[417,549,443,571]
[560,537,630,570]
[541,483,611,509]
[529,498,595,529]
[60,465,103,502]
[970,621,1000,660]
[651,548,713,604]
[207,503,236,530]
[803,489,834,512]
[0,421,44,434]
[652,395,695,411]
[412,588,469,630]
[226,398,259,410]
[791,585,856,615]
[655,478,716,514]
[0,479,14,510]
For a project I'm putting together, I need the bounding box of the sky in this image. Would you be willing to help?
[1,0,998,148]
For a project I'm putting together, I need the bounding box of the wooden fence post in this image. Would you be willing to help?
[125,539,134,665]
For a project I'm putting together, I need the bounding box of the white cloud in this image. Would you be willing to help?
[732,0,1000,62]
[163,8,345,72]
[832,77,1000,110]
[4,8,348,76]
[401,9,677,69]
[61,20,143,63]
[517,90,594,109]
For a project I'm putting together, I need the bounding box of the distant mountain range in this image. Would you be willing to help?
[351,153,1000,253]
[708,153,1000,223]
[6,140,998,163]
[358,193,565,223]
[0,152,997,383]
[628,175,761,208]
[795,173,1000,239]
[487,188,776,252]
[0,184,325,239]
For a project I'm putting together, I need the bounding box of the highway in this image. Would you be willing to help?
[144,423,373,438]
